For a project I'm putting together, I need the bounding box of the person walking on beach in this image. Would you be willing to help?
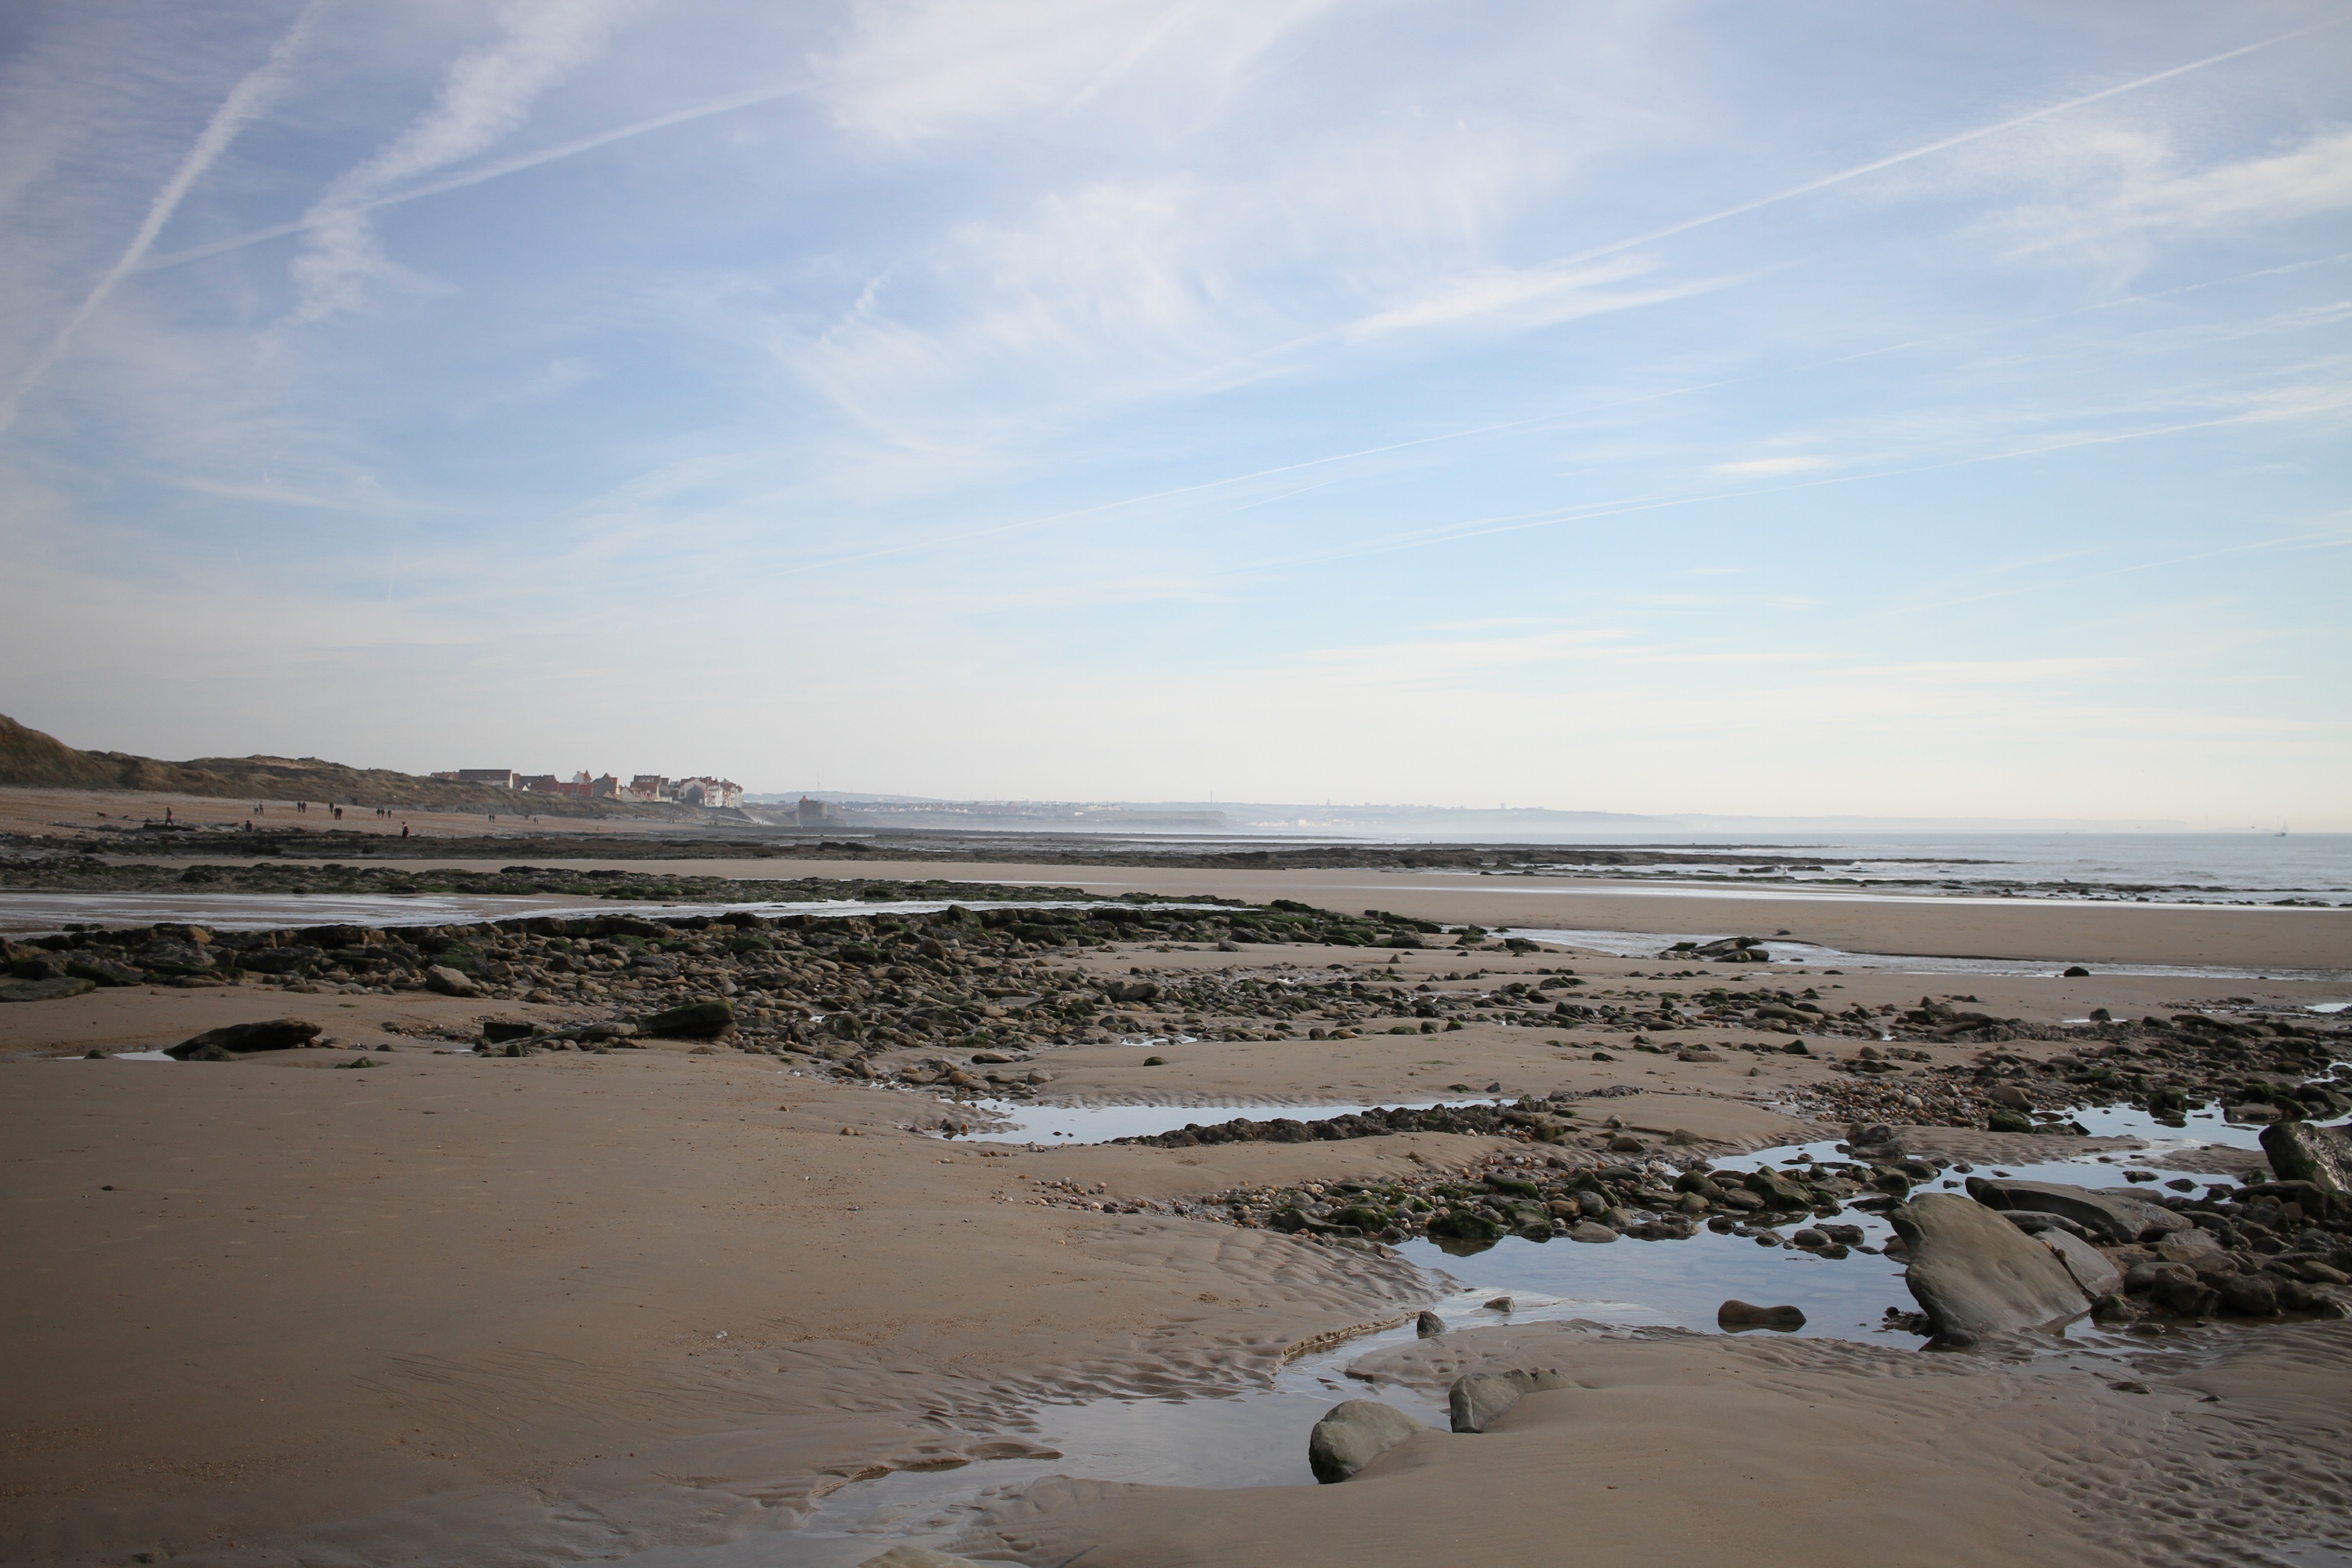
[401,823,410,839]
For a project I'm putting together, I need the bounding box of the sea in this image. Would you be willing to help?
[1457,831,2352,907]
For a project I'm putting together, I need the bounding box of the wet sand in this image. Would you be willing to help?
[2,894,2347,1566]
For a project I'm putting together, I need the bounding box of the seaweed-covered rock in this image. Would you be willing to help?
[641,999,737,1038]
[164,1018,321,1058]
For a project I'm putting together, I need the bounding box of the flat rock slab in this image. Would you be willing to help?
[1890,1194,2089,1347]
[2036,1230,2123,1300]
[1,976,98,1004]
[1962,1178,2187,1244]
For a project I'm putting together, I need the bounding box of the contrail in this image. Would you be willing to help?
[1537,22,2338,275]
[0,3,321,433]
[136,77,809,274]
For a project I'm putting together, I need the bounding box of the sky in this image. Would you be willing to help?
[0,1,2347,826]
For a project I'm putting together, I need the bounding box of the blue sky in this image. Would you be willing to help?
[1,1,2346,824]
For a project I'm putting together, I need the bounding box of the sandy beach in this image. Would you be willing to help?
[3,845,2349,1566]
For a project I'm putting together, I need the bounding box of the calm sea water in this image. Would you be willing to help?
[1511,831,2352,906]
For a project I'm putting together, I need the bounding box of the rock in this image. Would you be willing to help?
[2001,1210,2100,1245]
[2216,1272,2281,1316]
[2036,1229,2124,1300]
[1888,1193,2089,1346]
[1606,1132,1649,1153]
[1963,1178,2188,1243]
[1987,1110,2037,1134]
[164,1018,321,1058]
[479,1019,539,1043]
[2261,1123,2352,1204]
[425,965,481,998]
[1676,1049,1723,1063]
[1566,1221,1619,1243]
[1790,1229,1830,1249]
[1988,1084,2034,1109]
[129,938,213,975]
[641,1000,737,1039]
[1414,1310,1444,1338]
[855,1548,993,1568]
[2155,1229,2221,1264]
[1716,1301,1806,1331]
[1744,1169,1810,1208]
[1448,1369,1567,1433]
[2063,965,2091,978]
[64,953,144,986]
[1308,1399,1431,1483]
[0,975,98,1004]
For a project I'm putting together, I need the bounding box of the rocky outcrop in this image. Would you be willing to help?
[1888,1193,2089,1346]
[1308,1399,1431,1482]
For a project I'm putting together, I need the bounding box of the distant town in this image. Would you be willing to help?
[431,768,744,808]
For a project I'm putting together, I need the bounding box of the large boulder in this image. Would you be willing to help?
[1963,1178,2187,1243]
[165,1018,321,1058]
[1447,1368,1568,1433]
[1888,1194,2089,1346]
[1308,1399,1430,1483]
[2262,1123,2352,1205]
[641,999,736,1039]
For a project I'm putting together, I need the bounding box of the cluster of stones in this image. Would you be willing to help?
[1891,1123,2352,1343]
[1096,1104,1928,1249]
[1780,1009,2352,1133]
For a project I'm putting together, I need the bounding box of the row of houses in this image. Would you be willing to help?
[434,768,743,808]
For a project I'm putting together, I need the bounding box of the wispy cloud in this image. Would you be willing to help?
[287,0,643,322]
[0,2,318,433]
[1998,125,2352,263]
[1711,456,1829,475]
